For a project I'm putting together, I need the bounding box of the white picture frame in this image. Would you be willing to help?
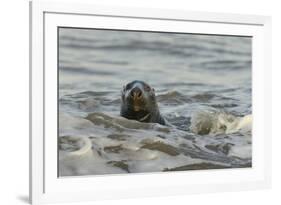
[29,1,272,204]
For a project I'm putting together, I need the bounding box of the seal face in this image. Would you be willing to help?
[120,80,165,125]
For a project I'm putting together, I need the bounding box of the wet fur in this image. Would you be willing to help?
[120,80,166,125]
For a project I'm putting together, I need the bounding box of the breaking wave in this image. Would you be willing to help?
[59,109,251,176]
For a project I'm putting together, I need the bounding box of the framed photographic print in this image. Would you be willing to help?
[30,0,272,204]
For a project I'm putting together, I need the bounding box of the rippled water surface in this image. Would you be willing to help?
[58,28,252,176]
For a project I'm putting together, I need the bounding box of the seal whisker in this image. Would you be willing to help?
[139,113,151,122]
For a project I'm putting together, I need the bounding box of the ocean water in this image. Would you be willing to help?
[58,28,252,176]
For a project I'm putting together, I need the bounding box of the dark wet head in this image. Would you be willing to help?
[121,80,156,112]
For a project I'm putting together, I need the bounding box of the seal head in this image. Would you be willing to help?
[120,80,165,125]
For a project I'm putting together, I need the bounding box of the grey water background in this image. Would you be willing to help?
[58,28,252,176]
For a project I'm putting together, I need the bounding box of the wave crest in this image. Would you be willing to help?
[190,111,252,135]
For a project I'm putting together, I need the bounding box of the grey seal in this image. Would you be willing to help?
[120,80,166,125]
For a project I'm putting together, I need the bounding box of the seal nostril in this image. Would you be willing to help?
[137,91,142,98]
[130,87,143,99]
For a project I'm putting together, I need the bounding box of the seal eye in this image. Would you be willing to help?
[125,83,132,91]
[144,85,151,92]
